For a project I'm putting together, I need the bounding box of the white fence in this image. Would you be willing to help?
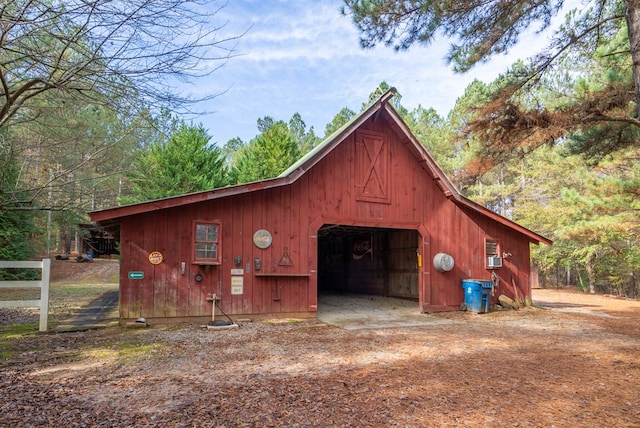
[0,259,51,332]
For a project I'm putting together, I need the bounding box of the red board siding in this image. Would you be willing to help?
[116,115,536,320]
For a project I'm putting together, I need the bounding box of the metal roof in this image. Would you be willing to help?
[90,88,551,245]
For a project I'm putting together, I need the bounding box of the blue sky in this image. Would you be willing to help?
[190,0,571,145]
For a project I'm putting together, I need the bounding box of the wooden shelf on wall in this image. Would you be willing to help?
[254,273,311,277]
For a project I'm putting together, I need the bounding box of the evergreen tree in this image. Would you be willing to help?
[512,146,640,295]
[289,113,321,154]
[324,107,357,138]
[404,105,460,175]
[229,113,320,184]
[343,0,640,161]
[232,118,301,183]
[122,123,227,203]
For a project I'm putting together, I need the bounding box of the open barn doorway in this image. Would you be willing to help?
[316,225,422,328]
[317,225,419,299]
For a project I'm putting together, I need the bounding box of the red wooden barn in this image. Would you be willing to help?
[90,89,550,324]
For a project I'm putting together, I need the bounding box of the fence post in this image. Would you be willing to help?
[39,258,51,332]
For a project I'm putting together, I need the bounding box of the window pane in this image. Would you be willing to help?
[208,243,217,259]
[209,226,218,242]
[195,243,217,259]
[195,243,207,259]
[196,225,208,241]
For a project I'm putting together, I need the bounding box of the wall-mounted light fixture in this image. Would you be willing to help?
[234,256,242,266]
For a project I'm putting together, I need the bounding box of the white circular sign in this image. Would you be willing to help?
[253,229,272,249]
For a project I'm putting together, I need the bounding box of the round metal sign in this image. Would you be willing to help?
[253,229,272,249]
[433,252,454,272]
[148,251,163,265]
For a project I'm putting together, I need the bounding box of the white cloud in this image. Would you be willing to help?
[229,3,365,63]
[190,0,585,145]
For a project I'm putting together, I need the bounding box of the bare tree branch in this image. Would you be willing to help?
[0,0,242,128]
[0,0,243,213]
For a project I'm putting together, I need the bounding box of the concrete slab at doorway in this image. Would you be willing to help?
[317,293,456,330]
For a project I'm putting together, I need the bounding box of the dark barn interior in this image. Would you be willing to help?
[317,225,419,299]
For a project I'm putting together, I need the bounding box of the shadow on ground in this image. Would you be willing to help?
[55,290,119,332]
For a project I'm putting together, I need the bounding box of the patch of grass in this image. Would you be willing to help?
[1,322,39,338]
[1,281,118,326]
[1,282,119,356]
[0,323,40,359]
[82,337,169,365]
[1,264,121,362]
[51,283,118,301]
[0,345,18,360]
[47,282,118,322]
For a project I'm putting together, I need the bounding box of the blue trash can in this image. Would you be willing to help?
[461,279,493,313]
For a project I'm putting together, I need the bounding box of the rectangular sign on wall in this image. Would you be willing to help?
[231,276,243,295]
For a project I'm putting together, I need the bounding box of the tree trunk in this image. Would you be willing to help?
[64,229,72,254]
[585,261,596,294]
[625,0,640,118]
[499,164,506,217]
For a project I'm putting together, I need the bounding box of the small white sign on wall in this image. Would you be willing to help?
[231,276,244,295]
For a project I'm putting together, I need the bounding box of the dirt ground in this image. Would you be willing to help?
[2,261,640,427]
[48,257,120,284]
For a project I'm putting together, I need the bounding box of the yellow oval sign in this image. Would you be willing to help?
[148,251,163,265]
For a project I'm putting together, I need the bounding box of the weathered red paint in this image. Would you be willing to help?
[91,89,550,322]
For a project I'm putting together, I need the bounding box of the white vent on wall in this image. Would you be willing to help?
[487,256,503,268]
